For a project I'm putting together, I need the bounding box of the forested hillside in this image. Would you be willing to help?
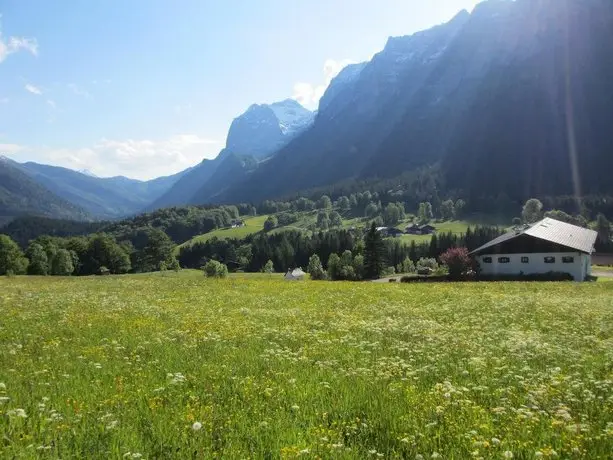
[0,157,91,222]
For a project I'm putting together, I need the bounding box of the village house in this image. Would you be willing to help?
[405,223,436,235]
[470,218,597,281]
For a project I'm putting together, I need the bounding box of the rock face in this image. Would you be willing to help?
[150,100,313,208]
[226,99,314,159]
[218,0,613,204]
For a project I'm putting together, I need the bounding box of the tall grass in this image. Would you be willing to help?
[1,276,612,458]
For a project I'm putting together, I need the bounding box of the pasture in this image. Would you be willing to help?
[1,275,612,458]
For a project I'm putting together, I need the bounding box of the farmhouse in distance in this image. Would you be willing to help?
[470,218,598,281]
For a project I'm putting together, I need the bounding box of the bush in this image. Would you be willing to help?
[307,254,326,280]
[203,260,228,278]
[416,257,438,271]
[439,247,472,280]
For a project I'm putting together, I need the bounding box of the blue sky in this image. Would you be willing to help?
[0,0,480,180]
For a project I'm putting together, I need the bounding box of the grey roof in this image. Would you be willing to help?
[470,218,598,255]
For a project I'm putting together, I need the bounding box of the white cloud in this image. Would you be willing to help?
[25,83,42,95]
[0,18,38,63]
[292,58,355,107]
[46,99,56,108]
[5,135,221,180]
[0,143,23,154]
[68,83,91,98]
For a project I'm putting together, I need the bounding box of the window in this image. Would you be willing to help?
[544,256,556,264]
[498,257,510,264]
[562,256,575,264]
[521,257,529,263]
[482,257,492,264]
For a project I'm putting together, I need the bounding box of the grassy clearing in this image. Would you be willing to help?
[178,215,270,249]
[1,275,612,458]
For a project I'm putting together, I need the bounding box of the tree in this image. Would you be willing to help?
[416,258,438,271]
[329,211,343,228]
[398,257,415,274]
[337,196,351,213]
[263,259,275,274]
[512,217,522,227]
[317,195,332,210]
[0,235,28,275]
[26,243,49,275]
[383,203,402,226]
[136,228,176,272]
[307,254,326,280]
[83,234,131,275]
[439,247,472,280]
[263,216,278,232]
[203,260,228,278]
[455,199,466,219]
[50,249,75,276]
[595,213,611,245]
[365,203,379,218]
[352,254,365,280]
[440,200,456,221]
[327,253,341,281]
[522,198,543,224]
[417,202,433,224]
[363,222,386,279]
[316,211,330,230]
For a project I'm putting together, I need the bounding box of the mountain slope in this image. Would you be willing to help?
[151,100,313,208]
[0,157,91,221]
[17,162,188,218]
[218,0,613,204]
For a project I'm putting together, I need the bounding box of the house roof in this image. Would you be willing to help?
[470,218,598,255]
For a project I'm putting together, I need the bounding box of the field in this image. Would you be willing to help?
[178,215,270,249]
[1,275,612,458]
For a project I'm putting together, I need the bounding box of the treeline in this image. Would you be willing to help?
[178,225,505,277]
[0,229,178,277]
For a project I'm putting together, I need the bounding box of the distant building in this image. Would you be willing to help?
[230,220,245,228]
[376,227,403,237]
[405,223,436,235]
[284,268,306,281]
[470,218,597,281]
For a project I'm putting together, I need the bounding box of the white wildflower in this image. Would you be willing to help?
[503,451,513,459]
[7,408,27,418]
[192,421,202,431]
[491,437,501,445]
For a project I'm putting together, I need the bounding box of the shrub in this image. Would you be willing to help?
[203,260,228,278]
[307,254,326,280]
[416,258,438,271]
[439,247,472,280]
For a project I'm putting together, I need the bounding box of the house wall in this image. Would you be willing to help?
[477,252,590,281]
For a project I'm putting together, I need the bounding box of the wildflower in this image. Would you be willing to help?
[491,438,501,445]
[503,451,513,459]
[7,408,27,418]
[299,449,310,455]
[192,421,202,431]
[431,453,441,459]
[416,455,424,460]
[0,382,6,390]
[0,396,10,403]
[291,404,300,411]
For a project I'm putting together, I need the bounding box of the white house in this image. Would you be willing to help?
[470,218,598,281]
[284,268,306,281]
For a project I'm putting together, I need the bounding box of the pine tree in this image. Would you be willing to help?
[363,222,386,279]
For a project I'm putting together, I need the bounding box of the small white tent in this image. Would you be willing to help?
[284,268,306,280]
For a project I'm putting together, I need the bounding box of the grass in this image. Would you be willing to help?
[1,275,612,458]
[593,265,613,273]
[178,215,270,249]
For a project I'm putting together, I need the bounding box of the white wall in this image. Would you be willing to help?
[477,252,591,281]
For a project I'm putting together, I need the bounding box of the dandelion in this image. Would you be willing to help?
[431,453,441,459]
[192,421,202,431]
[503,451,513,459]
[491,437,501,445]
[291,404,300,411]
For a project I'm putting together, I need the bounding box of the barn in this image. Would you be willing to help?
[470,218,598,281]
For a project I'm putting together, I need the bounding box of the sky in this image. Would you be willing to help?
[0,0,481,180]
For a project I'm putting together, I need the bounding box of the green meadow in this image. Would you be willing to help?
[1,274,612,458]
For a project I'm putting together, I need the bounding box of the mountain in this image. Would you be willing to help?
[217,0,613,204]
[16,162,189,219]
[0,156,91,223]
[151,99,313,208]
